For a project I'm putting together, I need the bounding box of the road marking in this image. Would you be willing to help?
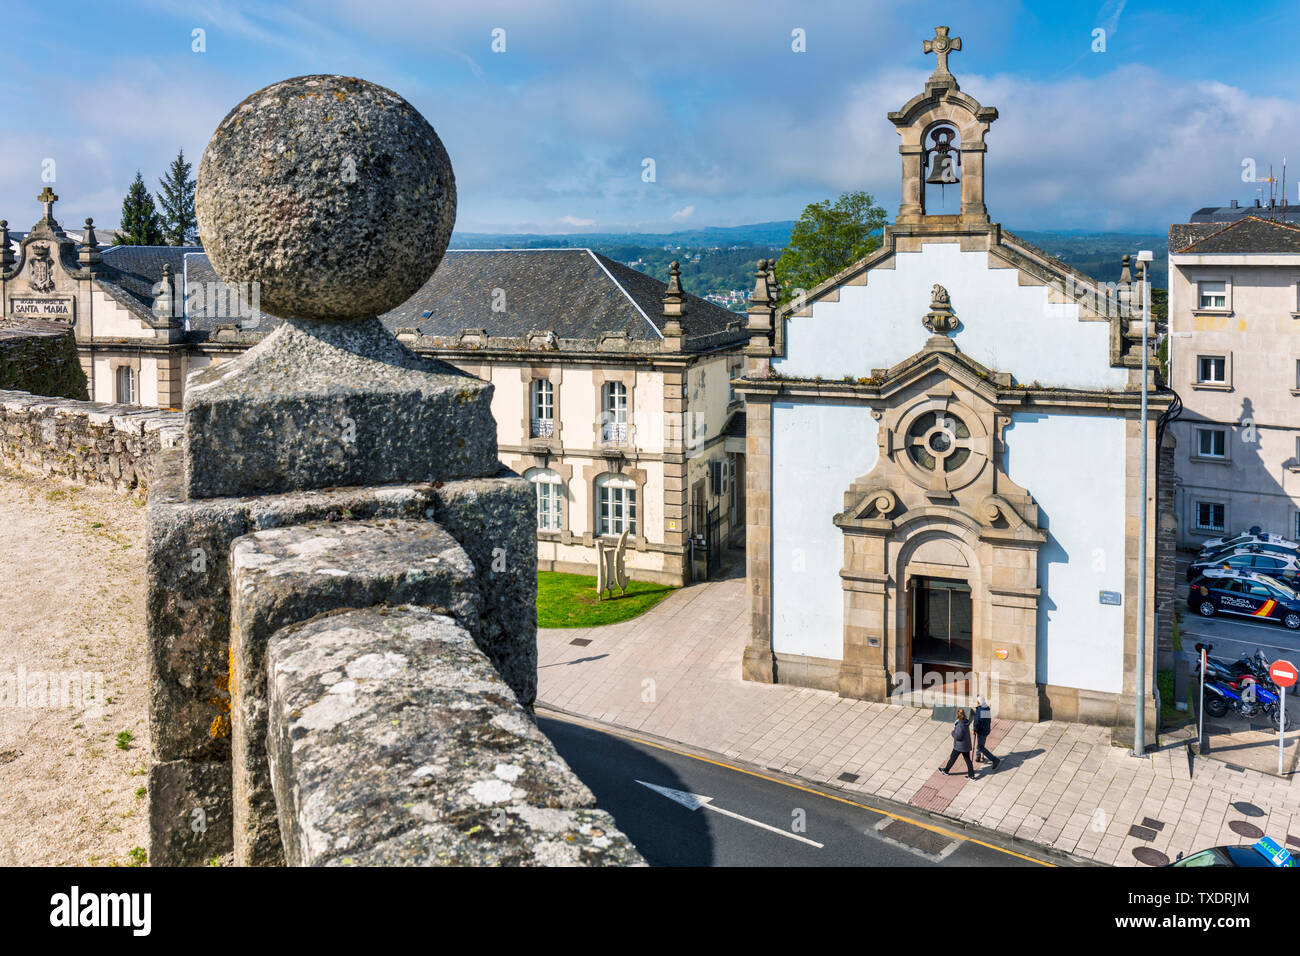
[541,707,1054,866]
[636,780,825,848]
[1182,626,1300,655]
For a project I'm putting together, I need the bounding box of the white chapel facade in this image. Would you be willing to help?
[737,28,1169,735]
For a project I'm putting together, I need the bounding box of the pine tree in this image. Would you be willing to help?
[156,149,198,246]
[118,171,163,246]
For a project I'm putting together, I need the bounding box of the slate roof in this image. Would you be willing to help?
[92,246,745,348]
[181,252,275,330]
[382,249,744,345]
[99,245,198,309]
[1189,202,1300,225]
[1171,216,1300,255]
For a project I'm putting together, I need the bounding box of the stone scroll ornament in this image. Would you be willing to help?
[922,283,959,334]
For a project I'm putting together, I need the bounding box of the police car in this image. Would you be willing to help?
[1185,544,1300,586]
[1187,568,1300,629]
[1170,837,1296,867]
[1198,526,1299,557]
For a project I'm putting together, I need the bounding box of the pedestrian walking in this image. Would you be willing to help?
[971,695,1000,769]
[939,708,976,778]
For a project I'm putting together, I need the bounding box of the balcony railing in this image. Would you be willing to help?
[530,418,554,438]
[600,422,628,445]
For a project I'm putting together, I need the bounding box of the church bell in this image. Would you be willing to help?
[925,127,960,185]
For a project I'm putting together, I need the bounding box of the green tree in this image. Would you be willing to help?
[774,191,888,303]
[156,149,198,245]
[118,171,163,246]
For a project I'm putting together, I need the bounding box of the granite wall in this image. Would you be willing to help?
[0,388,180,498]
[0,320,88,401]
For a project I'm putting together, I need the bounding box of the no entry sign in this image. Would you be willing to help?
[1271,660,1298,688]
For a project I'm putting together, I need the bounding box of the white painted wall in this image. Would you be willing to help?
[139,356,159,407]
[776,242,1128,390]
[1003,412,1127,694]
[770,401,879,660]
[90,288,153,338]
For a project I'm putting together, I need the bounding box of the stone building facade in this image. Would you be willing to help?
[0,195,746,585]
[737,29,1168,737]
[1167,215,1300,547]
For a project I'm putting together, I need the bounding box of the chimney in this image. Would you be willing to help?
[1230,199,1239,209]
[1255,198,1262,207]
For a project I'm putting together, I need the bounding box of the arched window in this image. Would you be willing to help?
[595,473,636,536]
[115,365,136,405]
[530,379,554,437]
[524,467,563,532]
[601,381,628,444]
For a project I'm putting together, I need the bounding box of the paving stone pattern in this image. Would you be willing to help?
[537,565,1300,866]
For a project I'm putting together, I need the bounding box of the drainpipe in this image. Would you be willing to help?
[1135,249,1154,757]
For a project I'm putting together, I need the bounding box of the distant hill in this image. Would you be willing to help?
[449,221,796,250]
[447,221,1170,301]
[1015,230,1168,290]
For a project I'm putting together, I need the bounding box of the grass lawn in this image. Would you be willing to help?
[1157,668,1194,728]
[537,571,677,628]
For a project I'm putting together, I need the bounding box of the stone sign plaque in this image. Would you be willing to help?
[9,296,75,323]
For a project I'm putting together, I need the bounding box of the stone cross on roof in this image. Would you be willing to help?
[37,187,58,220]
[923,26,961,78]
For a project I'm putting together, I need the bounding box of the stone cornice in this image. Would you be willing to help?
[768,221,1144,370]
[737,373,1173,415]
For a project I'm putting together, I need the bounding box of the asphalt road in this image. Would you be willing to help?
[1177,554,1300,666]
[537,711,1054,867]
[1178,606,1300,665]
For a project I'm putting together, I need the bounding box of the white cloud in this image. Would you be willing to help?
[670,205,695,222]
[558,215,596,227]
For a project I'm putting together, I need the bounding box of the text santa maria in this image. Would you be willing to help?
[9,296,75,322]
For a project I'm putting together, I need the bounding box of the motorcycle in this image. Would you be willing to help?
[1194,645,1293,731]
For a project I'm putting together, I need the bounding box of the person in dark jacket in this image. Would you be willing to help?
[972,695,1000,769]
[939,708,976,778]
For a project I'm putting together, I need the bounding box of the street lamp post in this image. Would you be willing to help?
[1135,249,1154,757]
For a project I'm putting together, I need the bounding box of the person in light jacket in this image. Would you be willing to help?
[972,695,1000,769]
[939,708,976,778]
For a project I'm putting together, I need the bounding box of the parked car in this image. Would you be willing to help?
[1185,545,1300,587]
[1187,568,1300,629]
[1198,526,1299,557]
[1170,837,1295,867]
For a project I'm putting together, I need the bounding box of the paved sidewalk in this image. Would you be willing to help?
[538,569,1300,866]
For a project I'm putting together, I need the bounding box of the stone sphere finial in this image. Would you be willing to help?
[195,75,456,321]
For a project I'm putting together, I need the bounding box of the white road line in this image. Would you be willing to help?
[1182,627,1300,655]
[636,779,825,848]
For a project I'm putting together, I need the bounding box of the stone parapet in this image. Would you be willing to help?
[266,606,643,866]
[183,318,500,499]
[229,519,483,866]
[0,320,87,400]
[0,388,180,497]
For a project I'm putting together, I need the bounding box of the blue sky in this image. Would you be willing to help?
[3,0,1297,235]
